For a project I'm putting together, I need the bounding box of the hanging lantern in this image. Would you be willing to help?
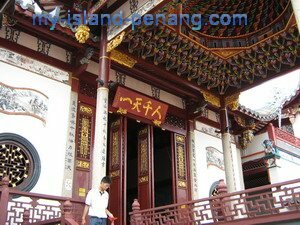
[243,129,254,143]
[75,25,90,43]
[239,129,254,149]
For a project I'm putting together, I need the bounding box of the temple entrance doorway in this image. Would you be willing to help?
[153,127,173,207]
[108,116,176,225]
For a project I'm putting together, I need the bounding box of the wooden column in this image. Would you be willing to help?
[92,24,111,187]
[109,117,126,225]
[137,125,154,209]
[172,133,189,203]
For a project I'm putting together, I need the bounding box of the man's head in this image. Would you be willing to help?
[99,176,112,191]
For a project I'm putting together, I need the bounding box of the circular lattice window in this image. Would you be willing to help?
[0,133,41,191]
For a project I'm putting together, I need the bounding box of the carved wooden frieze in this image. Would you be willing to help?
[0,48,69,84]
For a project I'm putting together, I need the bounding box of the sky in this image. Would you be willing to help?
[239,69,300,115]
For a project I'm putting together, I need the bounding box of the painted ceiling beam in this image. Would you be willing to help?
[88,0,109,15]
[107,0,172,40]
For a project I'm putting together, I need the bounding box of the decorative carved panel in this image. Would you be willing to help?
[37,39,51,55]
[173,133,189,203]
[5,27,20,43]
[138,125,154,209]
[206,147,224,170]
[79,80,97,99]
[164,113,185,130]
[73,103,95,199]
[109,117,126,225]
[115,71,126,85]
[111,130,119,169]
[139,138,148,175]
[0,48,69,84]
[176,135,186,181]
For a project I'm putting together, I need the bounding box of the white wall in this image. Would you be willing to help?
[242,132,268,157]
[0,61,71,196]
[269,151,300,184]
[193,122,244,199]
[194,128,225,199]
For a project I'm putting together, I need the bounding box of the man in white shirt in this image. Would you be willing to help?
[82,176,114,225]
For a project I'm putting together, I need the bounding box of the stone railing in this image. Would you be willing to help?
[0,176,85,225]
[130,178,300,225]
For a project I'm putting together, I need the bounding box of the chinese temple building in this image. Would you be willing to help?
[0,0,300,224]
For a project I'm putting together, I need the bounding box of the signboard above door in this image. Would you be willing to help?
[112,86,169,126]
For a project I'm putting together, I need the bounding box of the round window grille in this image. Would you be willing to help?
[0,133,41,191]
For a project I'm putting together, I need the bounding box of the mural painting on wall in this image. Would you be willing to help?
[0,82,48,123]
[206,147,224,170]
[112,86,168,126]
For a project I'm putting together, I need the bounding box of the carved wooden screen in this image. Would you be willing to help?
[137,125,154,209]
[73,103,95,200]
[172,133,189,203]
[109,117,126,225]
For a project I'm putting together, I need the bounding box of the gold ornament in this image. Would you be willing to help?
[75,25,90,43]
[225,93,240,111]
[117,107,127,115]
[153,120,162,126]
[107,31,125,52]
[110,50,137,68]
[239,129,254,149]
[200,89,220,108]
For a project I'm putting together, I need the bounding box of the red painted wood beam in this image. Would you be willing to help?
[117,46,221,96]
[111,62,199,101]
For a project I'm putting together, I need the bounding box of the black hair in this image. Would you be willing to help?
[101,176,112,184]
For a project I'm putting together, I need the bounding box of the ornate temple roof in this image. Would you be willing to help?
[2,0,300,128]
[182,0,289,38]
[239,70,300,118]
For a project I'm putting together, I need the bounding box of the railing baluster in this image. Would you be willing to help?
[131,199,142,225]
[129,178,300,225]
[0,176,10,225]
[22,210,30,225]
